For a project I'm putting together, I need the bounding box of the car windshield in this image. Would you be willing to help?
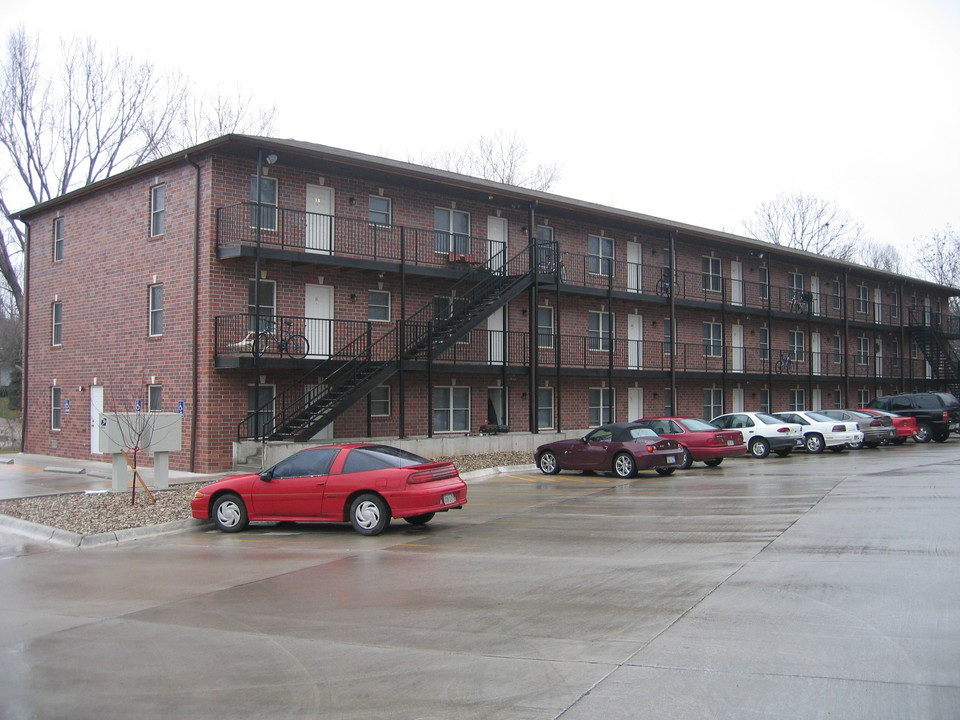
[677,418,720,432]
[625,427,658,440]
[755,413,784,424]
[341,445,431,473]
[269,447,339,478]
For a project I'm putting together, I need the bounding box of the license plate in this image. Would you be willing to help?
[726,439,734,445]
[442,493,456,505]
[666,456,676,464]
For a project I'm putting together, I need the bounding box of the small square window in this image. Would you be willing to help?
[368,290,390,322]
[368,196,391,226]
[148,385,163,412]
[370,386,390,416]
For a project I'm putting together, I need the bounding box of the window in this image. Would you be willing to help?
[911,340,919,360]
[368,290,390,322]
[759,388,771,414]
[702,256,722,292]
[51,387,62,430]
[663,318,674,355]
[249,175,278,231]
[368,196,391,226]
[758,266,769,300]
[703,388,723,420]
[588,311,611,351]
[434,386,470,432]
[890,291,899,319]
[703,322,723,357]
[151,185,165,237]
[51,301,63,346]
[831,281,842,310]
[247,279,276,332]
[788,272,804,294]
[789,389,805,412]
[537,387,554,430]
[857,389,870,407]
[434,208,470,254]
[370,386,390,416]
[247,384,275,438]
[856,337,870,364]
[53,217,64,261]
[535,225,555,270]
[147,385,162,412]
[891,339,900,367]
[273,447,339,477]
[537,306,554,349]
[833,335,842,364]
[855,285,868,313]
[487,387,507,426]
[664,387,673,415]
[759,327,770,361]
[589,388,614,427]
[588,235,613,276]
[789,330,804,362]
[149,284,164,336]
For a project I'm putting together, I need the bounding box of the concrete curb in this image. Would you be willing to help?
[462,464,536,481]
[0,513,209,549]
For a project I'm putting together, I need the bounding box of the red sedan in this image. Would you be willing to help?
[191,444,467,536]
[535,422,684,477]
[631,417,746,469]
[857,408,918,445]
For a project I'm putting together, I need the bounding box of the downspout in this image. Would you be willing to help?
[842,268,850,406]
[19,221,30,452]
[527,202,538,433]
[185,153,201,472]
[668,231,677,412]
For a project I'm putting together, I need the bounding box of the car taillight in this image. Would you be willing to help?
[832,425,845,432]
[869,419,881,427]
[943,411,950,421]
[407,464,459,484]
[777,427,790,433]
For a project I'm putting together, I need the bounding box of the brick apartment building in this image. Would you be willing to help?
[16,134,960,472]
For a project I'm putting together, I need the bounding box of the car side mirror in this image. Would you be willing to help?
[581,436,590,443]
[259,469,274,481]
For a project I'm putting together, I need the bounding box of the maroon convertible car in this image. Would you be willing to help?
[535,422,684,478]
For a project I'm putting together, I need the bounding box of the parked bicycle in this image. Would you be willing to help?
[774,350,793,375]
[656,273,673,296]
[253,321,309,359]
[789,290,812,315]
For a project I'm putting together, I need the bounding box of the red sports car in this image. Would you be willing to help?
[191,444,467,536]
[857,408,918,445]
[535,422,684,478]
[631,417,746,468]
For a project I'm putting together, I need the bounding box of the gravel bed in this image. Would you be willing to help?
[0,452,533,536]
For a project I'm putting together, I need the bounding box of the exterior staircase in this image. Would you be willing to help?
[907,312,960,396]
[241,243,544,442]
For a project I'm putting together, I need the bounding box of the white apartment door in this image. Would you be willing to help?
[488,307,505,365]
[304,383,333,439]
[628,387,644,421]
[811,331,822,376]
[731,324,744,373]
[304,284,334,358]
[730,261,743,306]
[487,216,507,273]
[89,385,104,453]
[731,387,744,413]
[628,314,643,369]
[627,241,642,293]
[810,276,821,316]
[305,184,334,253]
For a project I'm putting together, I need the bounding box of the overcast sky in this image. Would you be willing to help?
[3,0,958,262]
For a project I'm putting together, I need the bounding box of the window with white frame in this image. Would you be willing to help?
[588,311,611,351]
[368,290,390,322]
[789,388,805,411]
[370,385,390,416]
[434,386,470,432]
[890,291,899,319]
[537,306,554,349]
[148,385,163,412]
[588,234,613,276]
[855,285,869,313]
[759,388,771,414]
[150,185,165,237]
[51,386,62,431]
[535,225,555,270]
[53,217,64,262]
[149,284,164,336]
[703,388,723,420]
[789,330,804,362]
[759,326,770,361]
[664,387,673,415]
[911,339,919,359]
[247,279,276,332]
[434,208,470,254]
[857,389,870,407]
[52,301,63,346]
[249,175,278,231]
[588,387,614,427]
[758,266,769,300]
[368,196,391,226]
[831,280,842,310]
[247,384,275,438]
[891,339,900,366]
[788,272,804,294]
[702,256,722,292]
[663,318,675,355]
[537,387,554,430]
[856,337,870,364]
[703,322,723,357]
[487,387,507,426]
[833,334,842,363]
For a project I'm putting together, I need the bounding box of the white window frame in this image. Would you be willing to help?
[588,387,614,427]
[368,195,392,226]
[831,281,842,310]
[537,386,555,430]
[789,388,805,412]
[248,279,277,332]
[856,337,870,365]
[789,330,804,362]
[434,207,470,254]
[857,389,870,407]
[788,272,804,293]
[587,235,613,276]
[759,388,771,414]
[758,266,769,300]
[537,305,555,349]
[52,301,63,346]
[370,385,391,417]
[434,386,470,433]
[147,384,163,412]
[855,285,869,313]
[150,184,165,237]
[51,386,62,431]
[249,175,278,232]
[588,311,612,352]
[149,284,164,337]
[759,326,770,361]
[702,256,722,293]
[703,322,723,358]
[368,289,391,322]
[703,387,723,420]
[833,334,843,364]
[53,217,64,262]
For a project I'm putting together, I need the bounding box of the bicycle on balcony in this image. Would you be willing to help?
[253,321,310,359]
[774,350,794,375]
[789,290,812,315]
[656,272,673,297]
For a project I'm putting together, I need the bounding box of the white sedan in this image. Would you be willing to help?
[772,411,864,454]
[710,412,803,459]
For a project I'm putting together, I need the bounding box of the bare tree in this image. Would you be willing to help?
[418,130,561,191]
[744,193,865,261]
[0,28,276,316]
[911,225,960,288]
[858,241,903,273]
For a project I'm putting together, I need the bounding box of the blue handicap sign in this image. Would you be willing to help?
[178,400,185,415]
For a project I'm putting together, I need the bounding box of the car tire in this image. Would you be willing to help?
[847,438,864,450]
[349,494,391,536]
[613,452,637,479]
[538,451,561,475]
[703,458,723,467]
[749,437,770,459]
[914,423,933,443]
[932,431,949,443]
[863,442,880,449]
[654,466,676,476]
[403,512,435,526]
[774,448,792,457]
[804,433,825,454]
[212,493,249,533]
[891,437,907,445]
[677,447,693,470]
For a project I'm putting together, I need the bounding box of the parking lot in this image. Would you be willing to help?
[1,442,959,719]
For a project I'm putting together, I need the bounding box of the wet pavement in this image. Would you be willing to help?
[0,443,958,719]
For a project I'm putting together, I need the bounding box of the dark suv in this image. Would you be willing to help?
[866,392,960,443]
